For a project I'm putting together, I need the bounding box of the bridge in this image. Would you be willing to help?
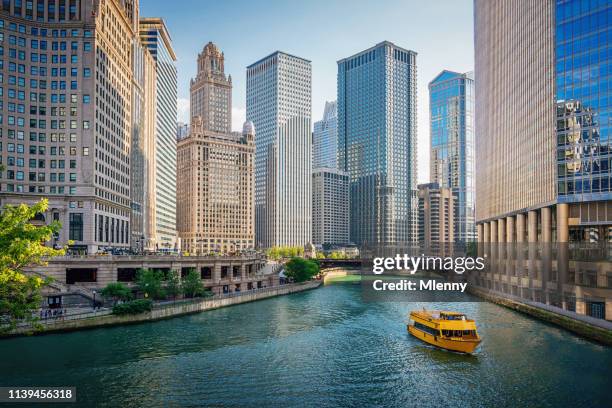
[317,259,364,270]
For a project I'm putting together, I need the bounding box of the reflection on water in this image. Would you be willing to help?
[0,283,610,407]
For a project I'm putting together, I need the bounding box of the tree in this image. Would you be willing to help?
[135,269,166,300]
[0,199,65,333]
[182,269,204,298]
[329,251,344,259]
[283,257,320,283]
[166,270,182,300]
[100,282,132,306]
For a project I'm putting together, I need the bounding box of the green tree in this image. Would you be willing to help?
[135,269,166,300]
[284,257,320,283]
[166,270,182,300]
[100,282,132,306]
[329,251,345,259]
[0,199,65,333]
[182,269,204,298]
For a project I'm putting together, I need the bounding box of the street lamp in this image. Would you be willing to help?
[92,290,97,311]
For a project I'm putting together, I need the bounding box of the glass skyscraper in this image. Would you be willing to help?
[429,70,475,243]
[313,101,338,169]
[338,41,418,247]
[246,51,312,248]
[338,41,418,246]
[556,0,612,210]
[474,0,612,322]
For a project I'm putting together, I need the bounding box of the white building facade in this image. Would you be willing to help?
[246,52,312,248]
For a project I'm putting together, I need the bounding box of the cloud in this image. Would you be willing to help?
[177,97,190,123]
[232,107,246,132]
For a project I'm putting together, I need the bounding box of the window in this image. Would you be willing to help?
[69,213,83,241]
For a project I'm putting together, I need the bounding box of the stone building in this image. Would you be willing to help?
[177,43,255,254]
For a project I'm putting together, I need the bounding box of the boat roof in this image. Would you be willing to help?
[411,310,465,316]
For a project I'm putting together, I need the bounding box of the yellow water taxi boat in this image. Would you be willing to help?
[407,310,481,354]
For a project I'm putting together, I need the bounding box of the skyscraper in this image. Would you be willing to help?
[189,42,231,133]
[429,70,475,243]
[139,18,178,251]
[337,41,418,248]
[555,0,612,240]
[246,51,312,248]
[0,0,138,254]
[177,42,254,254]
[312,168,349,246]
[474,0,612,321]
[313,101,338,169]
[418,183,454,256]
[130,27,157,253]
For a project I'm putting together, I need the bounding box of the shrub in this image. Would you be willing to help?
[112,299,153,315]
[101,282,132,305]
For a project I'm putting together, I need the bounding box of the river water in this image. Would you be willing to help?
[1,282,610,407]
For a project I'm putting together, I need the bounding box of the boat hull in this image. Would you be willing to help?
[408,325,480,354]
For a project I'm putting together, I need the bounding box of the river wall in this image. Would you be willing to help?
[469,287,612,346]
[5,281,322,338]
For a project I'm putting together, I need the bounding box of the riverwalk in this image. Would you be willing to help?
[4,281,322,338]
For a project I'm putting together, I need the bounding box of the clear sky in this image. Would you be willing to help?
[140,0,474,183]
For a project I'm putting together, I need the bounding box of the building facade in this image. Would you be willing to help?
[0,0,140,254]
[312,167,349,246]
[176,121,189,141]
[429,70,475,244]
[418,183,454,256]
[555,0,612,243]
[474,0,612,321]
[313,100,338,169]
[337,41,418,248]
[139,18,177,251]
[177,118,254,254]
[246,51,312,248]
[130,30,157,253]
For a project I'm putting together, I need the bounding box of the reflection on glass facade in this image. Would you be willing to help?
[556,0,612,202]
[313,101,338,169]
[429,70,475,243]
[338,41,418,247]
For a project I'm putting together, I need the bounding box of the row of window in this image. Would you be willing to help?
[0,20,90,38]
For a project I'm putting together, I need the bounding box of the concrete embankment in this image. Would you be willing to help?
[469,287,612,346]
[5,281,322,338]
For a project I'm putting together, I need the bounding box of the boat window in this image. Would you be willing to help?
[414,322,440,336]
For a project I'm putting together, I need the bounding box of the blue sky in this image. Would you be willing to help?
[140,0,474,182]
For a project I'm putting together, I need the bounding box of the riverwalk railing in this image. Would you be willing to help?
[16,281,318,328]
[152,282,315,310]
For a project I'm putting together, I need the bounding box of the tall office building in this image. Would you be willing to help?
[177,42,254,254]
[337,41,418,248]
[555,0,612,242]
[176,122,189,141]
[429,70,475,243]
[313,101,338,169]
[130,29,157,253]
[0,0,139,253]
[312,168,349,246]
[139,18,178,251]
[474,0,612,321]
[246,51,312,248]
[418,183,454,256]
[190,42,231,133]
